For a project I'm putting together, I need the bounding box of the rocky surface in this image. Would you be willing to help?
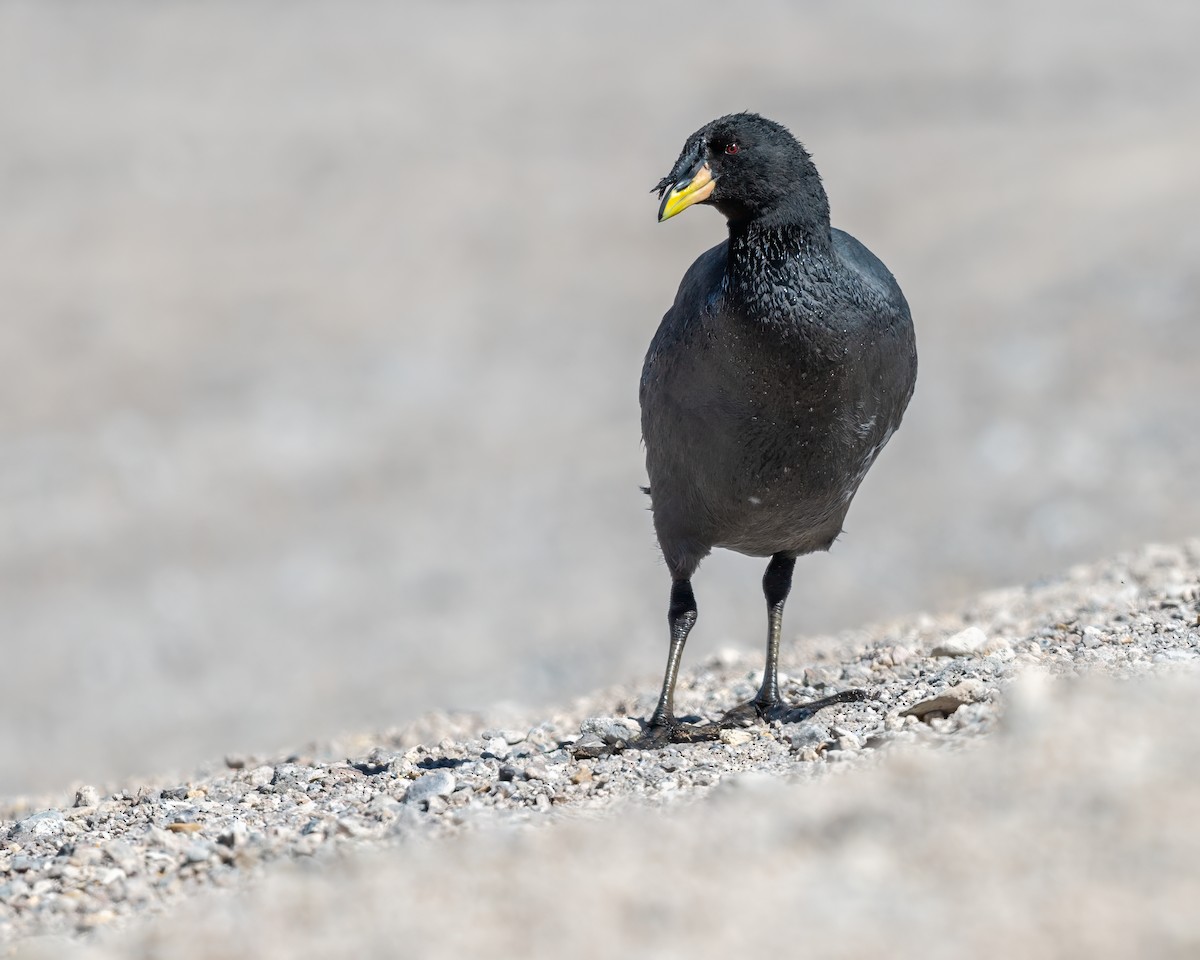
[2,540,1198,957]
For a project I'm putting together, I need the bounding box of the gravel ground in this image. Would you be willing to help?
[3,0,1200,795]
[3,539,1198,957]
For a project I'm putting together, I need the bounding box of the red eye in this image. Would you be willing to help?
[724,143,740,155]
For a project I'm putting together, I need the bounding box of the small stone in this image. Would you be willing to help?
[9,810,66,842]
[366,794,403,817]
[571,766,593,785]
[931,626,988,657]
[579,717,640,746]
[182,843,211,864]
[166,821,203,834]
[73,786,100,808]
[982,636,1014,656]
[719,728,754,746]
[10,855,37,873]
[336,818,369,838]
[404,771,456,804]
[1153,649,1197,663]
[71,846,104,867]
[571,733,608,760]
[497,764,524,782]
[523,760,552,782]
[216,822,249,849]
[788,722,829,749]
[247,765,275,788]
[103,840,138,873]
[97,867,124,888]
[484,737,511,759]
[901,680,986,720]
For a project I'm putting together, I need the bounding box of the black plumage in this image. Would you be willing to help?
[639,113,917,737]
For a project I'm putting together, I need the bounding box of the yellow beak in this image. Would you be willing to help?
[658,163,716,222]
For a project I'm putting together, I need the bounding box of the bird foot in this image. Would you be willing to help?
[571,716,720,758]
[635,718,721,748]
[573,689,869,758]
[718,699,773,728]
[719,688,869,728]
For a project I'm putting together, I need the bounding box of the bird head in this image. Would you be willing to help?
[654,113,829,229]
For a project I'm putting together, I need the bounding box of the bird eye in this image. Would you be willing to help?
[724,143,740,155]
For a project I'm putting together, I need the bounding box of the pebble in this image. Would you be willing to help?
[931,626,988,657]
[891,644,914,665]
[902,680,987,720]
[1153,650,1197,663]
[788,723,830,749]
[571,733,608,759]
[404,771,456,804]
[247,765,276,788]
[579,717,640,745]
[484,737,511,759]
[217,821,248,849]
[103,840,138,874]
[73,786,100,808]
[9,810,66,841]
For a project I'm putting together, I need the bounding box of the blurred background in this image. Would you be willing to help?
[1,0,1198,797]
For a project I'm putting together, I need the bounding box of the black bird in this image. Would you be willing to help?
[640,113,917,739]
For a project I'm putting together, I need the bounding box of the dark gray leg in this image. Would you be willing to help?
[754,553,796,709]
[718,552,867,728]
[649,579,697,728]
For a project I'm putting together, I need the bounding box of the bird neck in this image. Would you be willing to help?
[724,219,833,314]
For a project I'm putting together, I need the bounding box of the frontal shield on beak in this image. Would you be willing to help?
[657,161,716,222]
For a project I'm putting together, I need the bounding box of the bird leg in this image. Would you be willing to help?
[643,579,709,743]
[721,553,796,726]
[718,555,869,726]
[629,564,865,750]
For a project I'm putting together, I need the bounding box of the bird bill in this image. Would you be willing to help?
[658,163,716,222]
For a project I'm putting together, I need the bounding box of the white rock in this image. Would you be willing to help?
[901,679,987,719]
[931,626,988,657]
[9,811,66,842]
[404,770,456,804]
[484,737,511,759]
[579,717,640,744]
[247,765,275,788]
[73,785,100,808]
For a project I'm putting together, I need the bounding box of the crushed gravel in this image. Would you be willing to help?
[2,540,1197,957]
